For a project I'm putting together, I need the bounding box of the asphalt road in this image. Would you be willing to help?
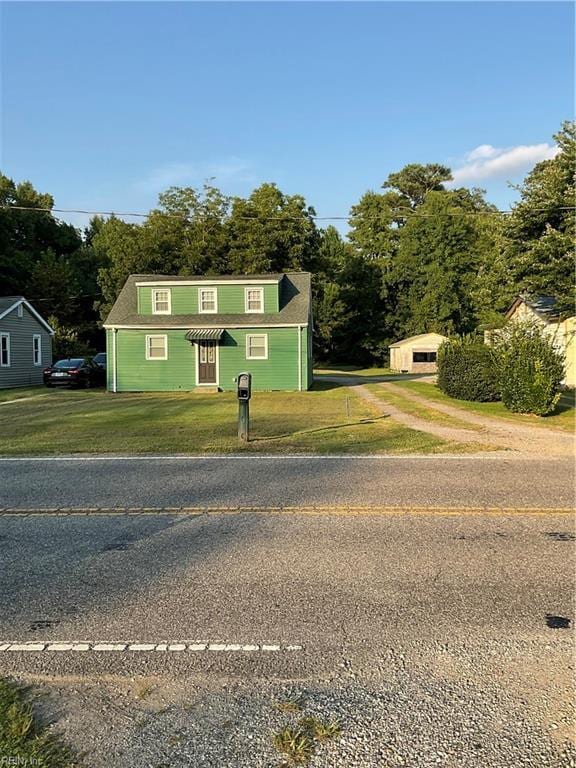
[0,510,573,672]
[0,454,574,509]
[1,510,574,766]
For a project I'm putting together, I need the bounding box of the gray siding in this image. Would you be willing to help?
[0,304,53,388]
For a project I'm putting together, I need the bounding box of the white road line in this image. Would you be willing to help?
[0,641,302,653]
[92,643,127,651]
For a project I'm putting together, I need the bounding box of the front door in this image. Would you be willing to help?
[198,341,217,384]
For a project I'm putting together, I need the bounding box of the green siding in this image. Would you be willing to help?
[109,325,312,392]
[137,283,279,316]
[113,330,195,392]
[219,328,299,391]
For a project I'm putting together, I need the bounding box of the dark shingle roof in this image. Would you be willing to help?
[104,273,311,327]
[507,295,562,322]
[0,296,24,314]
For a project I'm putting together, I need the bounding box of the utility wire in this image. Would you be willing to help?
[1,203,574,223]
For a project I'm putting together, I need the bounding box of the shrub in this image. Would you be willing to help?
[437,336,499,402]
[493,321,565,416]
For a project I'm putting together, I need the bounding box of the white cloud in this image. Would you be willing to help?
[465,144,501,162]
[450,142,559,184]
[134,158,256,194]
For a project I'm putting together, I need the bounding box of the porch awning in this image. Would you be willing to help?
[185,328,224,342]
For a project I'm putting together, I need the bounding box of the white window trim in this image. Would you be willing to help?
[0,333,10,367]
[145,334,168,361]
[245,287,264,314]
[17,304,23,318]
[198,287,218,314]
[32,334,42,366]
[152,288,171,315]
[246,333,268,360]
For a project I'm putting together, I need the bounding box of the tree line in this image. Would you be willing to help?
[1,121,573,364]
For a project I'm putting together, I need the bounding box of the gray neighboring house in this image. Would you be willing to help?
[0,297,54,388]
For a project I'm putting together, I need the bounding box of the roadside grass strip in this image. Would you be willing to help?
[0,678,75,766]
[0,642,302,653]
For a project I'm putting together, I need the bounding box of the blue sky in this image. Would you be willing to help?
[1,1,573,231]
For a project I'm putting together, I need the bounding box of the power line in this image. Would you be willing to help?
[31,292,103,303]
[1,203,574,223]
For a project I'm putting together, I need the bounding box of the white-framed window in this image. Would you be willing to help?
[245,287,264,313]
[145,334,168,360]
[152,289,171,315]
[246,334,268,360]
[17,304,23,318]
[0,333,10,367]
[199,288,217,313]
[32,334,42,366]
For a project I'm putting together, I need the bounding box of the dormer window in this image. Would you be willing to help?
[245,287,264,313]
[152,289,171,315]
[199,288,217,313]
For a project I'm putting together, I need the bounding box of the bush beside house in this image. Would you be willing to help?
[437,336,499,402]
[437,323,566,416]
[492,322,565,416]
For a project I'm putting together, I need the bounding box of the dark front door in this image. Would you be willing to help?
[198,341,217,384]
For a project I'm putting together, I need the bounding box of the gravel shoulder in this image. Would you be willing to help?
[17,637,576,768]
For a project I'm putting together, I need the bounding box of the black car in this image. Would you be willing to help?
[93,352,107,370]
[43,358,105,388]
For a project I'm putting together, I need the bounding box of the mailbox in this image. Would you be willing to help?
[237,372,252,401]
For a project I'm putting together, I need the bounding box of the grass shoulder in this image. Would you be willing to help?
[0,677,75,766]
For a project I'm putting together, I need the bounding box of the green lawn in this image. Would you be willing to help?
[0,385,48,403]
[392,380,575,432]
[0,383,481,456]
[314,365,394,377]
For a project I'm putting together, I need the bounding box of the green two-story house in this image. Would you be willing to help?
[103,272,313,392]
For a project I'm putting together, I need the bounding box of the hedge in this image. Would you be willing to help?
[437,336,500,402]
[492,321,565,416]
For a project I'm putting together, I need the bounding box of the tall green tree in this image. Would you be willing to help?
[94,216,144,319]
[390,189,499,336]
[147,184,232,275]
[348,164,453,261]
[227,183,320,274]
[505,121,575,313]
[348,190,403,260]
[383,163,452,208]
[0,173,81,294]
[312,227,354,361]
[27,250,82,327]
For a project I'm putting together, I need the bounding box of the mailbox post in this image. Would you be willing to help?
[236,372,252,442]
